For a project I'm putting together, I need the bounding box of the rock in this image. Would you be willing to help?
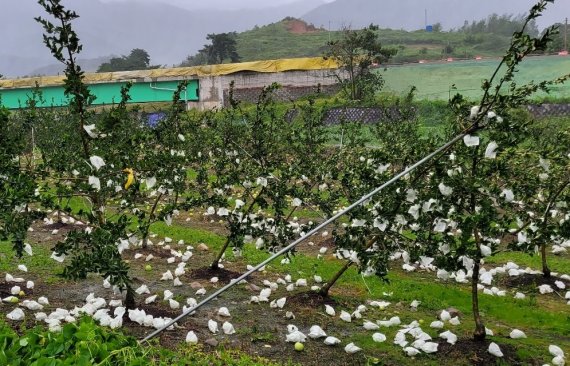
[190,282,203,290]
[197,243,209,252]
[247,283,261,292]
[204,338,218,347]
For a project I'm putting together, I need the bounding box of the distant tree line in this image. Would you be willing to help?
[180,32,240,67]
[97,48,160,72]
[457,14,539,37]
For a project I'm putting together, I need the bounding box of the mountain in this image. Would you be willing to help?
[302,0,569,31]
[233,17,534,66]
[0,0,325,78]
[27,56,114,77]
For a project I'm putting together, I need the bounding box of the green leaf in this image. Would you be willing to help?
[62,323,76,340]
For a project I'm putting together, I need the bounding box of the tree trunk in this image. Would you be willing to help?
[125,285,136,310]
[319,236,379,297]
[471,261,486,341]
[541,243,551,278]
[140,224,151,249]
[539,179,570,278]
[319,261,352,297]
[210,238,230,270]
[210,188,264,270]
[141,193,163,249]
[56,197,62,223]
[141,234,149,249]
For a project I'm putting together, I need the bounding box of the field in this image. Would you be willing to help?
[381,55,570,100]
[1,203,569,366]
[3,63,570,364]
[2,102,570,365]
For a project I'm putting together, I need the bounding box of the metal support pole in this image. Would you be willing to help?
[140,128,473,343]
[564,18,568,51]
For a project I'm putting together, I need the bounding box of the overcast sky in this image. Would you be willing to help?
[99,0,334,11]
[1,0,568,77]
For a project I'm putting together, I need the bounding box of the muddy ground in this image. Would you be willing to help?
[1,212,561,366]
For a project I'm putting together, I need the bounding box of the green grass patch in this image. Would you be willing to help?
[0,241,63,284]
[239,244,570,339]
[381,55,570,101]
[2,214,569,365]
[485,251,570,275]
[148,221,226,247]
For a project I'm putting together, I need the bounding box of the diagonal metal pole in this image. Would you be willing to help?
[141,129,472,343]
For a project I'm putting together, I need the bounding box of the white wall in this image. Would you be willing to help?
[187,69,339,110]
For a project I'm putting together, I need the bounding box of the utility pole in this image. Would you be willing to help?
[564,18,568,52]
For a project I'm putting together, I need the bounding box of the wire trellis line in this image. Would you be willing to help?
[141,124,476,343]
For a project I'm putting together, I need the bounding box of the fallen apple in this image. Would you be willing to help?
[294,342,304,351]
[145,265,152,271]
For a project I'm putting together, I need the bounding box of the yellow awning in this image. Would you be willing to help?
[0,57,338,89]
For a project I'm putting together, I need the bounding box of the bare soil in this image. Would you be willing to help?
[284,19,322,34]
[188,267,242,283]
[286,291,337,308]
[0,282,35,298]
[438,339,528,366]
[501,273,570,292]
[27,221,85,243]
[2,216,561,366]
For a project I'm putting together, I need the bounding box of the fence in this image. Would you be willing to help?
[285,104,570,126]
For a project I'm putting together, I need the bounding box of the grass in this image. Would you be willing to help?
[236,244,570,365]
[237,245,569,364]
[242,244,569,329]
[3,210,569,365]
[147,220,225,247]
[485,251,570,275]
[381,55,570,101]
[0,241,63,284]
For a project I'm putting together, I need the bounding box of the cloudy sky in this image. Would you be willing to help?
[1,0,568,77]
[99,0,334,10]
